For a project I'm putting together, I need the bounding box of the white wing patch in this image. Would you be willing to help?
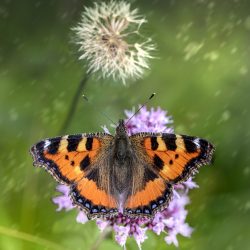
[44,139,51,148]
[193,138,200,148]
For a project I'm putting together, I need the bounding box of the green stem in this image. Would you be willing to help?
[0,225,69,250]
[59,73,89,134]
[90,227,111,250]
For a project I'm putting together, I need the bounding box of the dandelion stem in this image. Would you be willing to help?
[0,225,68,250]
[90,227,111,250]
[59,73,89,134]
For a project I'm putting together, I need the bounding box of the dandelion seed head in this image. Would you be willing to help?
[73,1,155,83]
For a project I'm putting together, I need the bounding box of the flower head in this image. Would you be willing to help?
[53,106,196,248]
[73,1,155,83]
[125,105,173,134]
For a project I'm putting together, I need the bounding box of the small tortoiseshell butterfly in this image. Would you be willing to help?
[30,119,214,219]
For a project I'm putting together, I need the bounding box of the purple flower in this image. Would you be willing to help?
[53,106,196,248]
[76,211,88,224]
[125,106,173,134]
[52,185,74,211]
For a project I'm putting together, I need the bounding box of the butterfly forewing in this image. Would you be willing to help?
[143,133,214,183]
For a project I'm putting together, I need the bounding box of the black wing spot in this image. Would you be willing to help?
[150,137,158,150]
[182,135,197,153]
[67,135,82,152]
[86,137,93,151]
[80,155,90,171]
[153,154,164,170]
[169,159,173,165]
[65,155,69,160]
[175,154,179,159]
[47,138,60,154]
[70,161,75,166]
[162,134,177,151]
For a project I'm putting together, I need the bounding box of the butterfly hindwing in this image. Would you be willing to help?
[30,133,118,218]
[70,177,117,218]
[124,178,173,217]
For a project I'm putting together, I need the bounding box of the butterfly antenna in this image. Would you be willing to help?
[126,93,156,125]
[82,94,115,125]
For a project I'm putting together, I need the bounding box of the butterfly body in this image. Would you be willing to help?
[30,119,214,219]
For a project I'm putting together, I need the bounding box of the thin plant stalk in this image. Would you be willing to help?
[0,225,68,250]
[59,73,89,134]
[90,227,112,250]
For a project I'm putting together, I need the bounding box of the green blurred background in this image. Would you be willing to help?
[1,0,250,249]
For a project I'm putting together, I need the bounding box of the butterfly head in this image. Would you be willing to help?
[115,119,128,138]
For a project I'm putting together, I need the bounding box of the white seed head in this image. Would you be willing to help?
[73,1,155,84]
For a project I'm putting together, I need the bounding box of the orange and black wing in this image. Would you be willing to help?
[124,133,215,217]
[30,133,117,218]
[143,134,214,183]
